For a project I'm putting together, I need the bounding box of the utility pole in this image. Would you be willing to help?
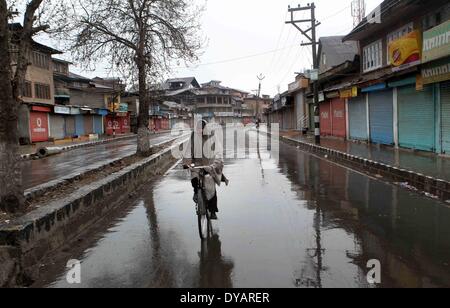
[256,74,265,120]
[286,3,321,144]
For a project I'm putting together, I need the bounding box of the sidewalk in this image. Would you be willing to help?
[282,131,450,182]
[19,133,136,156]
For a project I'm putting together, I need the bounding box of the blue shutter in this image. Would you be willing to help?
[348,96,368,140]
[369,89,394,145]
[441,82,450,154]
[93,115,103,135]
[398,85,435,152]
[75,115,85,136]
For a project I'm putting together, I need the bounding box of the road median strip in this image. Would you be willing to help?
[24,134,189,202]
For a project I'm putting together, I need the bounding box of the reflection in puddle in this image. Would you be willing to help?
[42,132,450,288]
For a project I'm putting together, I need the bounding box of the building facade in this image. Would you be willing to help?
[340,0,450,154]
[10,24,62,144]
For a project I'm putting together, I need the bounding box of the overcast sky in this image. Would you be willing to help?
[66,0,383,96]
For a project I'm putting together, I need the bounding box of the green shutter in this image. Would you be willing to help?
[441,82,450,154]
[398,85,435,152]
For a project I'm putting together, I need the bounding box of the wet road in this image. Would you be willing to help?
[37,130,450,288]
[22,133,178,190]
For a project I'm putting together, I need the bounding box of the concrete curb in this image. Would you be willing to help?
[23,134,189,202]
[20,134,137,161]
[0,137,188,287]
[280,135,450,203]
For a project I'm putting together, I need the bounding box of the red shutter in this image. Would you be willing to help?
[30,111,49,142]
[331,98,346,138]
[320,101,332,136]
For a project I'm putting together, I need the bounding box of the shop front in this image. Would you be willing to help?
[320,100,332,136]
[30,106,51,143]
[51,105,71,140]
[441,81,450,154]
[330,97,346,138]
[364,84,394,146]
[348,95,368,141]
[319,93,346,138]
[422,19,450,154]
[397,82,435,152]
[50,113,66,140]
[105,113,130,135]
[94,108,108,135]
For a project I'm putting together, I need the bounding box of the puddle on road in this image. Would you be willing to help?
[44,138,450,288]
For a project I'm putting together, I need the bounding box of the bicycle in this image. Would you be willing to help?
[185,164,213,240]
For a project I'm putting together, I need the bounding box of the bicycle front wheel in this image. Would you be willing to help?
[198,213,210,240]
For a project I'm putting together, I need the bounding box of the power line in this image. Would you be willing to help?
[266,11,289,74]
[171,43,304,69]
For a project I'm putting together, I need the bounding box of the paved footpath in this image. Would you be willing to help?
[285,132,450,182]
[21,133,179,190]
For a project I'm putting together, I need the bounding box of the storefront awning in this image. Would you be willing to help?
[361,83,387,93]
[31,106,52,113]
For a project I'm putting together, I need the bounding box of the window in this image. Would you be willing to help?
[54,63,68,74]
[32,52,50,69]
[363,40,383,72]
[23,81,32,98]
[386,23,414,64]
[423,7,448,31]
[35,83,51,99]
[322,53,327,65]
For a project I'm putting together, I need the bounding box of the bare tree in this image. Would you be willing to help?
[0,0,48,213]
[54,0,204,155]
[0,0,21,214]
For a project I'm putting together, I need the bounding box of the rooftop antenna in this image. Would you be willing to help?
[351,0,366,28]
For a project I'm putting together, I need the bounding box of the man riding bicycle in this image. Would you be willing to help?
[184,119,229,220]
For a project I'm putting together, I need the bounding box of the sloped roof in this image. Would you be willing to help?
[163,77,200,90]
[319,36,358,68]
[8,23,62,55]
[68,72,91,81]
[343,0,449,41]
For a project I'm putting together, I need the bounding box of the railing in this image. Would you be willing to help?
[298,114,309,130]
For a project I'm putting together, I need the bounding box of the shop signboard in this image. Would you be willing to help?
[423,20,450,63]
[389,30,422,72]
[54,106,71,115]
[422,57,450,85]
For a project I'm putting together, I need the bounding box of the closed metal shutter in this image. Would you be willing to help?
[75,115,85,136]
[30,111,49,143]
[331,98,346,138]
[398,85,435,151]
[320,101,332,136]
[369,89,394,145]
[441,81,450,154]
[65,116,76,137]
[295,92,305,130]
[84,115,94,135]
[50,114,65,140]
[348,96,368,140]
[93,115,103,135]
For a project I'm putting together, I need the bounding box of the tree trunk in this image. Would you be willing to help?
[0,0,24,213]
[136,54,151,156]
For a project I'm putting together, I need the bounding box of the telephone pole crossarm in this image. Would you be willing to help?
[285,2,321,144]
